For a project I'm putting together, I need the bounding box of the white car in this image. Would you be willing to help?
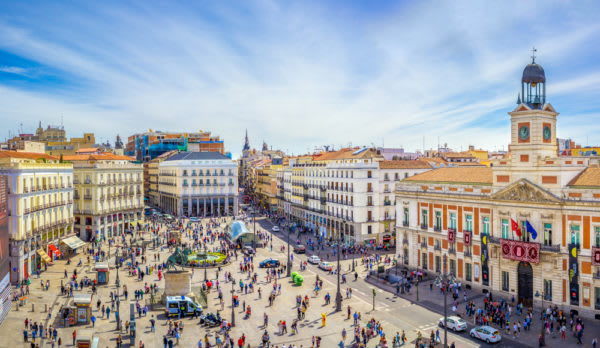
[438,316,467,332]
[470,325,501,343]
[272,226,280,232]
[318,261,332,271]
[307,255,321,264]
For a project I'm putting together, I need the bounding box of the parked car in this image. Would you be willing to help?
[294,245,306,253]
[438,316,467,332]
[318,261,332,271]
[307,255,321,264]
[259,258,281,268]
[470,325,501,343]
[272,226,280,232]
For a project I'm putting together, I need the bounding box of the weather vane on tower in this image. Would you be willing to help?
[531,46,537,63]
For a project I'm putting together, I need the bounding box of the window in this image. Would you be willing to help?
[183,179,188,187]
[465,214,473,232]
[403,249,409,265]
[422,210,428,228]
[367,211,372,221]
[544,279,552,301]
[450,260,456,277]
[595,287,600,310]
[520,221,530,242]
[367,171,372,178]
[403,208,409,225]
[544,223,553,246]
[501,219,509,239]
[465,263,472,281]
[421,253,428,269]
[502,271,509,291]
[570,225,580,245]
[482,216,490,235]
[192,179,196,186]
[367,183,372,192]
[435,255,441,273]
[595,226,600,248]
[192,170,196,176]
[367,225,372,234]
[450,213,456,229]
[183,170,187,176]
[435,211,442,230]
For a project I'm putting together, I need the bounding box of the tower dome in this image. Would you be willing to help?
[522,63,545,84]
[520,48,546,109]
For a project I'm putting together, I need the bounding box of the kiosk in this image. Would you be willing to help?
[75,329,99,348]
[61,294,93,326]
[94,262,110,284]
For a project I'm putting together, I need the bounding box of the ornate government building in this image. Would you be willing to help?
[395,57,600,315]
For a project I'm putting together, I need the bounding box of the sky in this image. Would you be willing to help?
[1,0,600,158]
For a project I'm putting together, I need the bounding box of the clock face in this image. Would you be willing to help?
[518,125,530,141]
[543,125,551,141]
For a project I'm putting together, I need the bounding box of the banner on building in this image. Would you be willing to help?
[569,243,579,306]
[464,231,471,246]
[500,239,540,263]
[448,228,455,243]
[481,234,489,286]
[592,247,600,266]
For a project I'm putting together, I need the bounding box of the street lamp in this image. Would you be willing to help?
[335,234,342,312]
[442,259,449,348]
[231,278,236,327]
[252,199,256,251]
[286,223,291,277]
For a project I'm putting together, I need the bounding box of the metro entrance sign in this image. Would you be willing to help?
[500,239,540,264]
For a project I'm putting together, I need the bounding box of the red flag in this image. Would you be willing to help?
[511,219,522,237]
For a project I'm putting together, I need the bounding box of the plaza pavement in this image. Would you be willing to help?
[1,215,479,348]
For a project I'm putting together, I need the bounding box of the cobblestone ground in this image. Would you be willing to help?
[0,215,479,348]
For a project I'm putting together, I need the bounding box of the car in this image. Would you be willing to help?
[470,325,501,343]
[243,246,255,255]
[259,258,281,268]
[165,296,203,317]
[307,255,321,264]
[438,316,467,332]
[294,245,306,254]
[272,226,280,232]
[318,261,332,271]
[189,217,201,222]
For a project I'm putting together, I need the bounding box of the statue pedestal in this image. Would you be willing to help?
[162,271,194,302]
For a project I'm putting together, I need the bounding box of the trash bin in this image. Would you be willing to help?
[291,272,299,281]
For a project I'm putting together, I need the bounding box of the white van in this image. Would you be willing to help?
[165,296,203,317]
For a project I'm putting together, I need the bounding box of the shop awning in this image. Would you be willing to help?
[37,248,52,263]
[61,236,86,250]
[48,244,62,257]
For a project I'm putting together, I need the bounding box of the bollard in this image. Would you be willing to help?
[32,303,34,312]
[45,304,48,312]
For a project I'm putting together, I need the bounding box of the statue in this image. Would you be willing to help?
[165,247,193,271]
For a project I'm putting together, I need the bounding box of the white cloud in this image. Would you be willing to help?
[0,0,599,157]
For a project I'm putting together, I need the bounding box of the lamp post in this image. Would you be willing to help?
[252,199,256,251]
[231,278,236,327]
[335,234,342,312]
[443,258,448,348]
[287,224,291,277]
[415,279,419,302]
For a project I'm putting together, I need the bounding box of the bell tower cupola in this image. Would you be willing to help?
[521,47,546,109]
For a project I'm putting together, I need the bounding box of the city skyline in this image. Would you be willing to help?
[1,1,600,158]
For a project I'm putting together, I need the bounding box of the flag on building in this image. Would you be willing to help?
[525,220,538,240]
[511,218,522,237]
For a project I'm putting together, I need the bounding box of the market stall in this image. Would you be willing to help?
[94,262,110,284]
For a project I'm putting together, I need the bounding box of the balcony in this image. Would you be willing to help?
[434,244,441,251]
[384,201,391,206]
[420,223,428,230]
[448,247,456,255]
[84,194,92,200]
[420,240,428,248]
[434,225,441,232]
[403,221,409,227]
[540,244,560,252]
[367,202,373,207]
[402,238,409,245]
[593,272,600,280]
[464,250,472,258]
[488,235,500,244]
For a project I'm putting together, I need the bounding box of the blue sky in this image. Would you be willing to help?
[1,0,600,158]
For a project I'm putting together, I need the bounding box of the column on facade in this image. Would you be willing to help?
[210,198,214,217]
[233,196,239,216]
[225,197,229,216]
[217,197,221,216]
[204,199,207,217]
[187,196,191,216]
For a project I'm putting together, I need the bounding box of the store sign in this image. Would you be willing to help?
[463,231,471,246]
[500,239,540,264]
[592,247,600,266]
[448,228,455,243]
[569,243,579,306]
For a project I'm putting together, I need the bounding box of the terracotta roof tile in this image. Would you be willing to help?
[402,167,493,185]
[63,153,136,161]
[568,167,600,187]
[0,151,57,161]
[379,160,432,169]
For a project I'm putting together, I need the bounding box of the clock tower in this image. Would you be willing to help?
[508,51,558,166]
